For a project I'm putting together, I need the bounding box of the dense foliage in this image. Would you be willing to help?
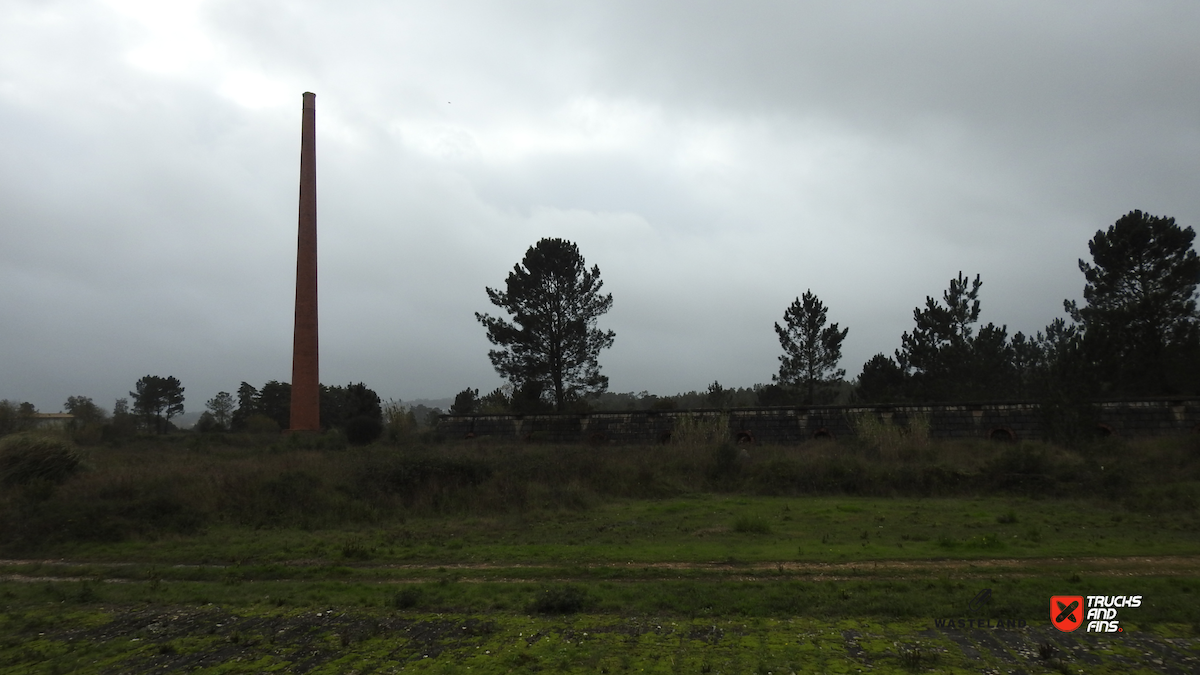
[1068,210,1200,395]
[852,211,1200,404]
[225,380,382,440]
[129,375,185,434]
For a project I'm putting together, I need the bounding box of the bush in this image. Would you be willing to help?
[708,442,741,482]
[356,457,493,504]
[344,415,383,446]
[1039,397,1101,447]
[194,411,224,433]
[72,422,106,446]
[849,412,930,460]
[244,414,281,434]
[1124,482,1200,513]
[383,400,418,442]
[0,433,81,486]
[1,481,204,550]
[528,585,589,614]
[981,444,1057,494]
[392,586,423,609]
[101,413,138,444]
[450,388,481,415]
[985,444,1049,476]
[732,515,772,534]
[280,429,348,452]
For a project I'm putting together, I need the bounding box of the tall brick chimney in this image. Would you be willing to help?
[289,92,320,432]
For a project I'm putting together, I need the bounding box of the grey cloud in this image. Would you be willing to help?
[1,0,1197,412]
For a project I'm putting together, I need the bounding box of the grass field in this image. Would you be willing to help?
[1,431,1198,673]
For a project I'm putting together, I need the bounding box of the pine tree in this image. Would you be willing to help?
[476,238,616,411]
[772,291,848,404]
[1066,210,1200,394]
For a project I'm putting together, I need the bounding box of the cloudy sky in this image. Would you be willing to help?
[3,0,1199,414]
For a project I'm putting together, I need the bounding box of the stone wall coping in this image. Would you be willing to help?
[439,398,1200,422]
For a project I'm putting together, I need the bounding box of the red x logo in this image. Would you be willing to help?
[1051,595,1084,632]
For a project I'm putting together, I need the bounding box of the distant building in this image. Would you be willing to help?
[31,413,75,430]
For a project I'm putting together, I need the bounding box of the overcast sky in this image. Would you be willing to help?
[3,0,1199,413]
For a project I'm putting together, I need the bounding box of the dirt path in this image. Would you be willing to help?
[2,554,1199,583]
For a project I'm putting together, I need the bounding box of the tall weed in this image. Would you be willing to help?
[672,413,729,450]
[848,412,930,460]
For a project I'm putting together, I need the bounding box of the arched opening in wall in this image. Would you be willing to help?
[989,427,1015,442]
[812,427,834,441]
[736,430,755,445]
[657,430,672,445]
[464,432,476,440]
[1095,423,1115,438]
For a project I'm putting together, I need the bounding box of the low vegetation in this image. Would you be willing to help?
[2,430,1199,553]
[1,431,1198,673]
[0,432,82,487]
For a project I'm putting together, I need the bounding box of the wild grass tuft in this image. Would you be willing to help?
[341,540,372,560]
[732,515,772,534]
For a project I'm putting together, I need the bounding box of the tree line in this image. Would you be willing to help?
[857,210,1199,404]
[3,210,1195,436]
[0,377,399,446]
[454,210,1199,414]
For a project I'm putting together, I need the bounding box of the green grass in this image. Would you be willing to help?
[28,495,1200,567]
[1,434,1198,673]
[4,569,1198,622]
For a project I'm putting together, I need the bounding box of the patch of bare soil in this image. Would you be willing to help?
[55,606,496,674]
[23,604,1200,675]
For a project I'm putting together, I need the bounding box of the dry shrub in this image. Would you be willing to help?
[0,433,82,486]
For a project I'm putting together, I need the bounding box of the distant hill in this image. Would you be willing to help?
[174,411,203,430]
[402,397,454,411]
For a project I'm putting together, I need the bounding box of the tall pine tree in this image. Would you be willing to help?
[1066,210,1200,395]
[772,291,848,404]
[476,238,616,412]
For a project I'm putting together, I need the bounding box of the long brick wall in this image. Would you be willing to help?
[435,399,1200,444]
